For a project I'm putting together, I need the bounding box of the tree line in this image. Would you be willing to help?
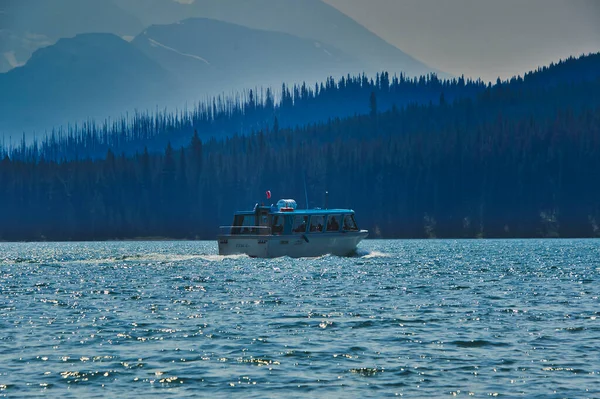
[0,71,490,160]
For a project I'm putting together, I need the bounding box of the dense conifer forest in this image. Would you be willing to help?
[0,53,599,240]
[2,73,489,160]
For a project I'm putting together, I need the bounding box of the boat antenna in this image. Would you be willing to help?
[303,173,309,209]
[325,191,329,209]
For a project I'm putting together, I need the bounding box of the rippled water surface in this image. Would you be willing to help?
[1,239,599,398]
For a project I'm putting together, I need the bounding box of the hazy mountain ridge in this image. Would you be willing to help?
[114,0,439,78]
[0,29,54,73]
[0,0,145,72]
[1,0,438,77]
[132,17,362,96]
[0,33,176,135]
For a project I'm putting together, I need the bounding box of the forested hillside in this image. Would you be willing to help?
[5,54,599,163]
[3,71,487,161]
[0,54,598,240]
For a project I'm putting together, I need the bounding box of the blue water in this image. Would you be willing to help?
[1,239,599,398]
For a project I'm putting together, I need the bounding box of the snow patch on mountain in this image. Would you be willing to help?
[147,37,210,65]
[4,51,24,68]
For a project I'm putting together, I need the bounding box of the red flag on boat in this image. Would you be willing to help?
[266,190,271,199]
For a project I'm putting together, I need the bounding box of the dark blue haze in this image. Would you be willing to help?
[1,239,599,398]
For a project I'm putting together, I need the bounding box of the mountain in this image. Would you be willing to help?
[0,0,144,73]
[0,33,176,135]
[131,18,362,96]
[115,0,440,78]
[2,0,440,78]
[0,18,363,137]
[0,29,54,73]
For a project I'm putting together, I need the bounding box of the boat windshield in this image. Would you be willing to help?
[232,214,256,235]
[343,214,359,231]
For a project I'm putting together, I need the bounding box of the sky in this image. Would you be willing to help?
[323,0,600,82]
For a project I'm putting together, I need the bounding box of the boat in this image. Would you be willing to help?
[218,198,368,258]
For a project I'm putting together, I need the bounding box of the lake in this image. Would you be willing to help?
[1,239,599,398]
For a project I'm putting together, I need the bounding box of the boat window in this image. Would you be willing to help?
[309,215,324,232]
[272,215,284,235]
[232,214,256,235]
[343,214,359,231]
[291,215,308,233]
[326,215,341,232]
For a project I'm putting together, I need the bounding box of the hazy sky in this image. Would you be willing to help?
[323,0,600,82]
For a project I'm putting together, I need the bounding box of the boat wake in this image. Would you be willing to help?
[34,253,251,266]
[197,254,250,262]
[356,250,391,259]
[114,253,249,263]
[113,253,204,263]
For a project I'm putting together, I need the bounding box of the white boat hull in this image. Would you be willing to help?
[218,230,368,258]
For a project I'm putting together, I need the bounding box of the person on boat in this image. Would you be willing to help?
[310,216,324,232]
[343,215,358,231]
[272,216,284,235]
[327,216,339,231]
[293,217,307,233]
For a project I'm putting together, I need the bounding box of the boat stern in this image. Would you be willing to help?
[218,235,269,257]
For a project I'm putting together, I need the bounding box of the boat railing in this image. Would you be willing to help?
[219,226,272,236]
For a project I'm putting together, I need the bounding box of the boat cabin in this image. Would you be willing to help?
[228,199,360,236]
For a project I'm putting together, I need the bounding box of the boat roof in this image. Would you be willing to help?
[234,207,354,216]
